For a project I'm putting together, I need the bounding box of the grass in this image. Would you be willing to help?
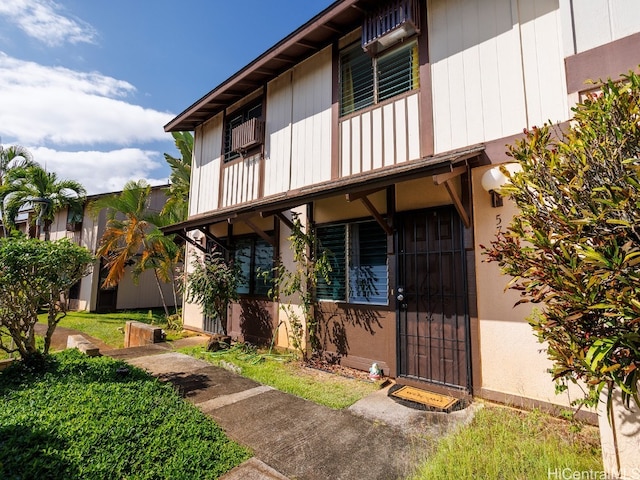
[41,309,188,349]
[410,404,602,480]
[0,309,188,360]
[180,344,381,409]
[0,349,250,479]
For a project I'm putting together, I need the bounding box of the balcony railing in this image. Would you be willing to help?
[362,0,420,55]
[231,117,265,153]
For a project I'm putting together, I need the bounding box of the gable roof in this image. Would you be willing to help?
[165,0,374,132]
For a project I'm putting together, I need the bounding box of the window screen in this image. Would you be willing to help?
[233,235,273,296]
[316,221,388,305]
[339,41,418,117]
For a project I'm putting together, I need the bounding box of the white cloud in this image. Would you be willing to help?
[32,146,169,195]
[0,0,96,46]
[0,52,174,145]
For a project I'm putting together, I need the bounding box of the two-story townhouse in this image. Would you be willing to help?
[163,0,640,417]
[47,184,179,312]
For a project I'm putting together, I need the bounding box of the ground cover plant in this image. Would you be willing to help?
[411,405,602,480]
[0,349,250,479]
[180,344,380,409]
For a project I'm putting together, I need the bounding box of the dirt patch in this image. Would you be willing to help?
[303,357,377,382]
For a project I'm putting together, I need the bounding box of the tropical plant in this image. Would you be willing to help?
[3,165,86,240]
[0,237,93,361]
[267,213,331,359]
[0,144,37,235]
[162,131,192,222]
[183,248,239,336]
[482,72,640,414]
[90,180,179,316]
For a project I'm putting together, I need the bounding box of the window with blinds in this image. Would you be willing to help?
[234,235,274,296]
[340,41,418,116]
[316,220,388,305]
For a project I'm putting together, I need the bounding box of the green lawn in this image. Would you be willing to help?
[40,309,187,349]
[180,344,381,409]
[410,405,602,480]
[0,349,250,479]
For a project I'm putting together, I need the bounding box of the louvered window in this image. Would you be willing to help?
[223,101,263,162]
[340,41,418,116]
[234,235,274,296]
[316,220,388,305]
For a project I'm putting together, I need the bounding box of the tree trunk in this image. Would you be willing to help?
[153,269,170,317]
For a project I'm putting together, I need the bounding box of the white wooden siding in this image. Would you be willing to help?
[430,0,568,154]
[190,115,222,215]
[264,72,293,197]
[339,92,420,176]
[561,0,640,55]
[264,47,332,196]
[221,153,260,207]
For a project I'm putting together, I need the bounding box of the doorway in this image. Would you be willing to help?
[396,206,471,391]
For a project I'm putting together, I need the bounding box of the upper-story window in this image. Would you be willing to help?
[223,101,263,162]
[340,41,419,116]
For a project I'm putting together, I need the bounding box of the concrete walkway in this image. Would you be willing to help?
[104,344,478,480]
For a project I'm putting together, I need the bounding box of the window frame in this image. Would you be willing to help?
[339,39,419,117]
[232,234,274,297]
[223,100,263,163]
[316,219,389,306]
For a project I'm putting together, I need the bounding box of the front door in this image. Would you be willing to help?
[396,206,471,391]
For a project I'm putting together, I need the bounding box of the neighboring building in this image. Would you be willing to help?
[48,184,179,312]
[163,0,640,413]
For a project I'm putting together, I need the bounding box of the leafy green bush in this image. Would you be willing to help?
[0,237,93,360]
[484,72,640,411]
[0,350,250,479]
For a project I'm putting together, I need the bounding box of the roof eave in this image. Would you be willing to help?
[164,0,368,132]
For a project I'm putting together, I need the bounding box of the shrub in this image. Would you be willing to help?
[0,237,93,361]
[483,72,640,411]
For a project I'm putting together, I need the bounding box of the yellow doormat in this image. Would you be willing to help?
[390,385,459,412]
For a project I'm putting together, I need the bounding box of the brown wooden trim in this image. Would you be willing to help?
[162,145,485,235]
[242,218,276,247]
[218,110,227,209]
[357,196,393,236]
[565,31,640,94]
[338,88,418,122]
[418,4,433,158]
[478,388,598,425]
[443,179,471,229]
[331,41,341,180]
[432,165,467,185]
[345,187,386,201]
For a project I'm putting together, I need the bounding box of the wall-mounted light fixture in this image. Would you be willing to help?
[480,163,522,208]
[192,229,204,245]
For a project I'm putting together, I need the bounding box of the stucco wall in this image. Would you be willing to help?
[472,164,587,408]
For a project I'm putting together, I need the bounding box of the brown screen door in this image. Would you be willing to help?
[397,206,470,391]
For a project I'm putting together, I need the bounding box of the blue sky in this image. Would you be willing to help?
[0,0,333,194]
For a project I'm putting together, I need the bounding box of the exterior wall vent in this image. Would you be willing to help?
[362,0,420,55]
[231,117,265,153]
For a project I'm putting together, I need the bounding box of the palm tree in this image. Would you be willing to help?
[90,180,179,316]
[162,131,192,222]
[0,144,37,235]
[4,165,86,240]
